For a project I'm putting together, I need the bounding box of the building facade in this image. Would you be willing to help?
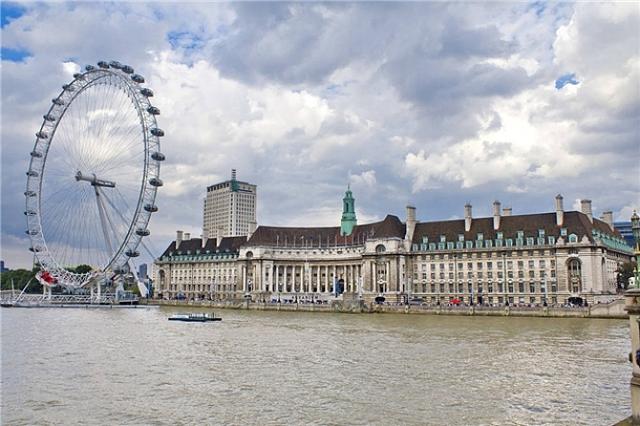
[156,191,633,305]
[203,169,257,238]
[153,231,246,300]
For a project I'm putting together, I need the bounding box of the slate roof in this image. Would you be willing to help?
[160,236,247,257]
[411,211,622,244]
[245,215,405,247]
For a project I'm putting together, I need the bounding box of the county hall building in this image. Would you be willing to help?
[154,187,633,306]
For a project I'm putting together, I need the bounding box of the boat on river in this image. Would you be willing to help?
[168,313,221,322]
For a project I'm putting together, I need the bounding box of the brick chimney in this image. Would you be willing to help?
[493,200,501,230]
[502,207,512,216]
[555,194,564,226]
[405,205,417,244]
[581,199,593,223]
[176,230,183,249]
[464,203,472,232]
[601,211,614,230]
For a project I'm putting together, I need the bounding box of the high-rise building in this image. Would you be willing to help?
[138,263,148,280]
[203,169,257,238]
[614,222,635,248]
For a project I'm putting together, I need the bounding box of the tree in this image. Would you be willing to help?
[0,268,41,293]
[617,261,636,291]
[73,264,93,274]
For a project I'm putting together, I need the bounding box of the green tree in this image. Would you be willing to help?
[0,268,41,293]
[73,264,93,274]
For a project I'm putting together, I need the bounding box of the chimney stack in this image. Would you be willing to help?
[580,199,593,223]
[602,211,614,230]
[502,207,512,216]
[248,221,257,238]
[493,200,501,230]
[202,229,209,247]
[405,205,417,245]
[176,230,183,249]
[184,232,191,241]
[464,203,472,232]
[555,194,564,226]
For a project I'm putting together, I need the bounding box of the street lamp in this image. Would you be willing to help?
[632,211,640,289]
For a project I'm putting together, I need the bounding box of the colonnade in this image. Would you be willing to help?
[242,263,363,294]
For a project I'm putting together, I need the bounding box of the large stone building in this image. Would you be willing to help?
[155,190,633,305]
[203,169,257,238]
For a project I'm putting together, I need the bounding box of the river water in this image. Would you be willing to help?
[0,307,630,425]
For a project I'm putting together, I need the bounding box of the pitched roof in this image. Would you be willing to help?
[159,236,247,258]
[246,215,406,247]
[411,211,622,244]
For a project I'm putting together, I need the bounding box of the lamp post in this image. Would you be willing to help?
[632,211,640,289]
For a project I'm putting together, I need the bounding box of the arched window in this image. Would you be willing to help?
[375,244,386,253]
[568,234,578,243]
[568,258,582,293]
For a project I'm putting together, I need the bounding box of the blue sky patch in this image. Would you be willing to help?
[1,47,32,62]
[1,2,26,28]
[555,73,579,89]
[167,30,205,51]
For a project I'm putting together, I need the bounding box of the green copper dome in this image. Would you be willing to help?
[340,185,357,236]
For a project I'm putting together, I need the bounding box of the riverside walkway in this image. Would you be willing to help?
[144,298,626,319]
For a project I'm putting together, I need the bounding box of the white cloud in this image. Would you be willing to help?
[1,2,638,270]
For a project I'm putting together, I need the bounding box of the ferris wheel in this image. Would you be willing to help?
[25,60,165,288]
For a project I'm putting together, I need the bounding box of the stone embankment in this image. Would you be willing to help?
[144,298,626,319]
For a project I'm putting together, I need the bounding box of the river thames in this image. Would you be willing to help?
[1,307,630,425]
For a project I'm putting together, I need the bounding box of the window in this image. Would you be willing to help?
[467,262,473,269]
[458,234,464,242]
[518,282,525,293]
[568,234,578,243]
[539,260,546,269]
[487,262,493,270]
[528,260,535,269]
[477,262,483,270]
[440,235,446,243]
[477,233,484,241]
[529,282,536,293]
[497,232,504,240]
[560,228,567,236]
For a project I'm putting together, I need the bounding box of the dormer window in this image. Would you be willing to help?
[538,229,545,238]
[440,235,446,243]
[458,234,464,242]
[560,228,567,236]
[422,236,428,244]
[496,232,503,240]
[517,231,524,239]
[477,233,483,241]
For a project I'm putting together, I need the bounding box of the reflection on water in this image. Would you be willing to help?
[1,308,630,425]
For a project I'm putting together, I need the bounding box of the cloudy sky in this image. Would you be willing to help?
[1,1,639,269]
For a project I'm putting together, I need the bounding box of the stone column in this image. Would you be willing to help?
[625,288,640,421]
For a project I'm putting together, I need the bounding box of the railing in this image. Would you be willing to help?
[0,293,138,305]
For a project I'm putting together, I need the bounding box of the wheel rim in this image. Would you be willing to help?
[25,63,165,288]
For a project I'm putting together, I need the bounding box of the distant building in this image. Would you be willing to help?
[203,169,257,238]
[0,260,8,272]
[614,222,635,248]
[156,191,633,305]
[138,264,148,280]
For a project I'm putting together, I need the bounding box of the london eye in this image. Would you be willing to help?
[24,60,165,289]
